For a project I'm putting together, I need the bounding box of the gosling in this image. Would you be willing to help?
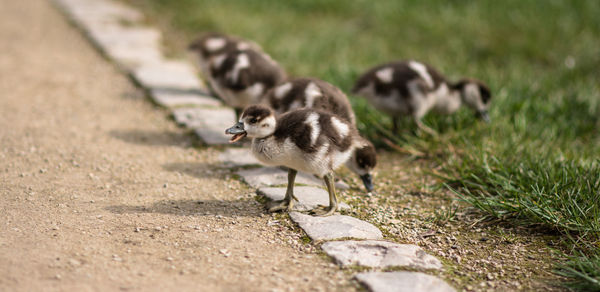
[352,60,492,135]
[226,105,363,216]
[188,33,286,118]
[262,78,377,192]
[188,32,262,88]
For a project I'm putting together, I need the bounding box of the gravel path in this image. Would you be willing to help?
[0,0,354,291]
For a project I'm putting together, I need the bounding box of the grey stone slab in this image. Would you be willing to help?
[321,240,442,270]
[192,128,228,145]
[355,272,455,292]
[236,167,349,190]
[132,61,204,91]
[172,107,235,145]
[73,14,120,29]
[192,108,236,145]
[104,45,163,69]
[218,148,262,167]
[172,108,203,128]
[173,107,235,145]
[54,0,160,69]
[236,167,323,188]
[334,179,350,190]
[82,23,163,68]
[151,88,221,108]
[289,212,383,241]
[257,187,350,211]
[88,25,161,49]
[173,106,234,126]
[56,0,143,23]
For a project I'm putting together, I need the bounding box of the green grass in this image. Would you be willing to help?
[445,157,600,235]
[441,153,600,290]
[124,0,600,289]
[557,251,600,291]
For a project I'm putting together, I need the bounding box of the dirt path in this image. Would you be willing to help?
[0,1,354,291]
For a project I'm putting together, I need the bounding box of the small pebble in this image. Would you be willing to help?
[219,249,231,257]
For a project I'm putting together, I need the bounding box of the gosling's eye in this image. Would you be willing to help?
[249,117,258,124]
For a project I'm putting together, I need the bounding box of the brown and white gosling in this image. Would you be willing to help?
[352,60,492,135]
[188,33,286,118]
[225,105,363,216]
[262,78,377,192]
[188,32,262,87]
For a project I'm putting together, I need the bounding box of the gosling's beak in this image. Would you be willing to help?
[360,173,374,192]
[477,110,491,123]
[225,122,247,143]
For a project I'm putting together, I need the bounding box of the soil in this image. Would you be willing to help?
[0,0,355,291]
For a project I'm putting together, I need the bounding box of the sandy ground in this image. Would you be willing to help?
[0,0,355,291]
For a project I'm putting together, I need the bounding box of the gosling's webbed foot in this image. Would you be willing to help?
[267,199,294,213]
[309,205,337,217]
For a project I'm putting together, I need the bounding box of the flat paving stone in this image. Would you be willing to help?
[218,148,261,167]
[355,271,456,292]
[55,0,161,69]
[257,187,350,211]
[171,107,235,145]
[236,167,322,188]
[172,107,204,128]
[289,212,382,241]
[236,167,349,190]
[56,0,143,23]
[321,240,442,270]
[151,88,221,108]
[172,107,234,128]
[88,25,161,48]
[193,128,230,145]
[132,60,204,91]
[81,24,164,68]
[104,45,163,69]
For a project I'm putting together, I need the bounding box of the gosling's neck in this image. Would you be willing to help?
[432,83,463,114]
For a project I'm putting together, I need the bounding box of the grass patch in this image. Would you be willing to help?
[557,251,600,291]
[122,0,600,289]
[444,157,600,236]
[443,153,600,290]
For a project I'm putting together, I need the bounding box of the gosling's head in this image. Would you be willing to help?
[225,105,276,142]
[188,32,231,59]
[347,138,377,192]
[454,79,492,122]
[188,32,259,59]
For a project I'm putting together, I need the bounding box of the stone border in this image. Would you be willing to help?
[52,0,455,291]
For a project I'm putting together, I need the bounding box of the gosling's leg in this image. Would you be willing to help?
[392,117,399,134]
[267,168,297,212]
[312,173,338,217]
